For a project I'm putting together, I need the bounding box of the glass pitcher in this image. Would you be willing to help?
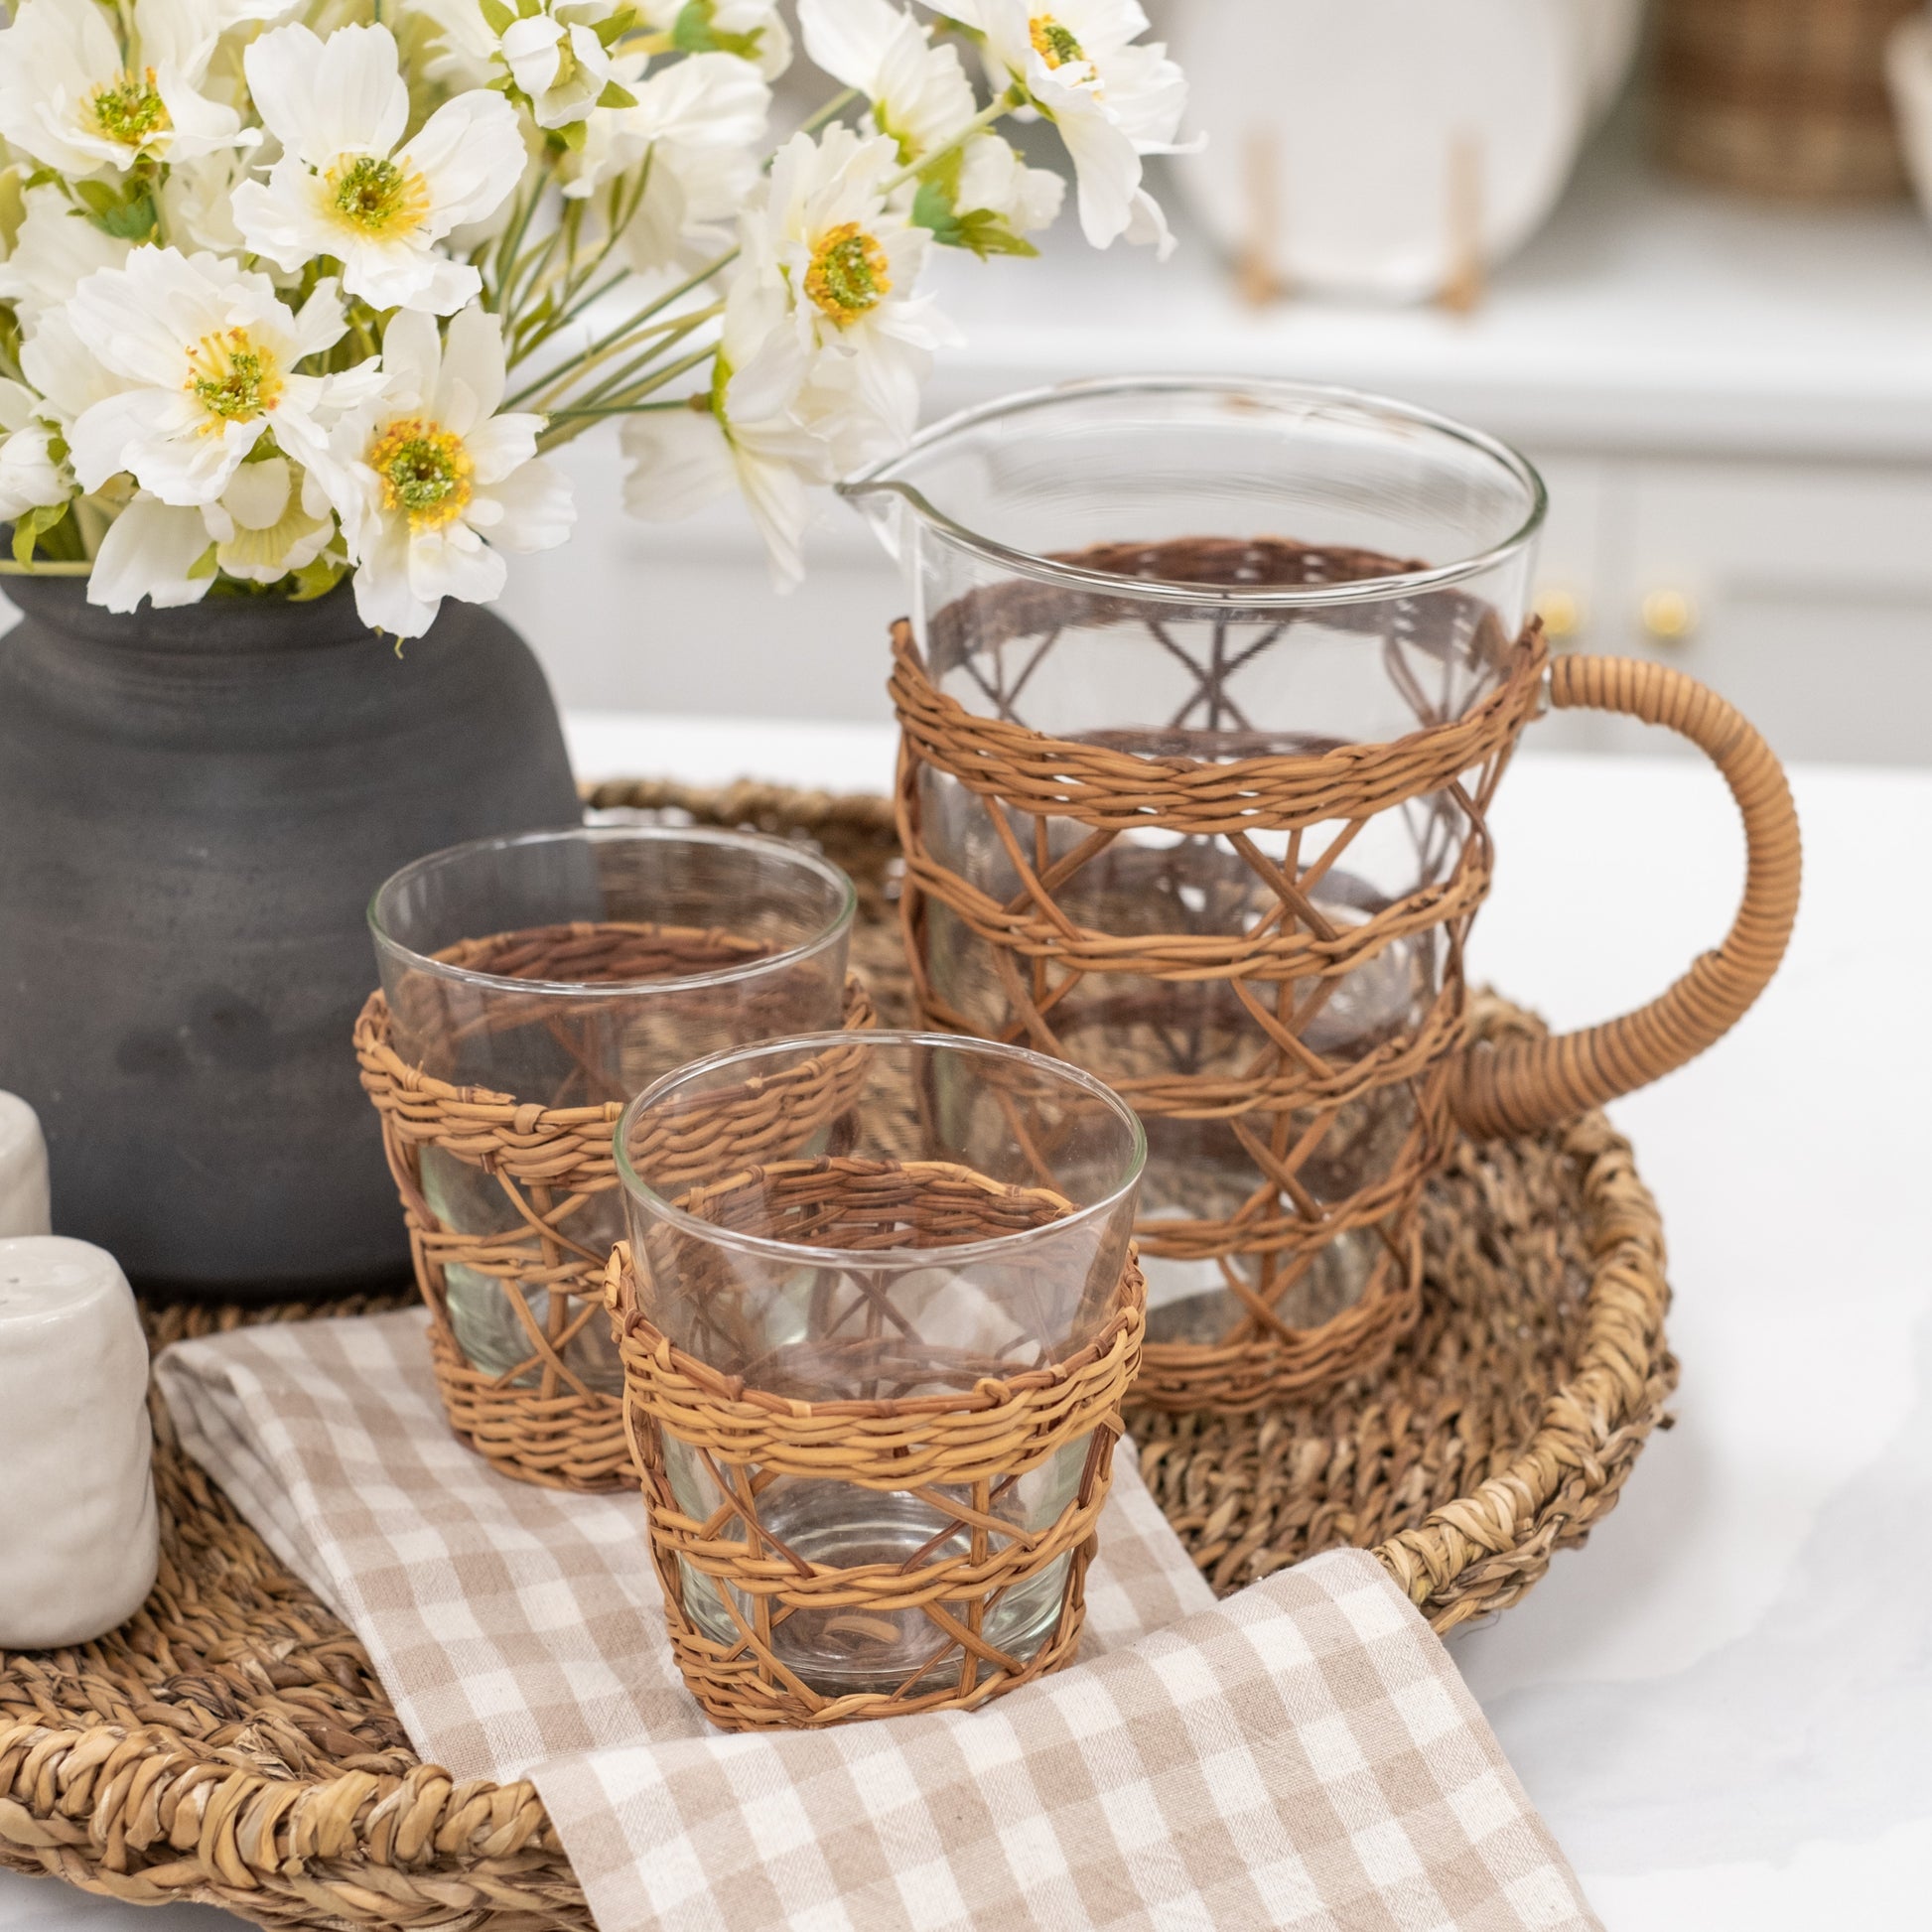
[840,378,1546,1347]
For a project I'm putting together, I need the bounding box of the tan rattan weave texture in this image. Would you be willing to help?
[0,779,1676,1928]
[894,603,1541,1409]
[609,1210,1146,1731]
[357,950,877,1494]
[894,601,1791,1415]
[1657,0,1918,203]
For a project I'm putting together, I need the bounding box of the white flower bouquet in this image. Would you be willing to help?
[0,0,1193,637]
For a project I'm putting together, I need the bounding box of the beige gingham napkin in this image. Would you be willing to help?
[158,1313,1598,1932]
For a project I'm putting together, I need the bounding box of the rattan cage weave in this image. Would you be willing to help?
[357,947,877,1493]
[894,605,1796,1415]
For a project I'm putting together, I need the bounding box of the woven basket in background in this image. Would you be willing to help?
[1656,0,1919,200]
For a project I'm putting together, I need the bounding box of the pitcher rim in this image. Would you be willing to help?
[837,375,1548,609]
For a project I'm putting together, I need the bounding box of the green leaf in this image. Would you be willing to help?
[11,499,70,567]
[0,169,25,256]
[596,79,637,109]
[670,0,759,59]
[287,554,348,603]
[70,177,158,240]
[911,148,968,243]
[949,210,1039,258]
[479,0,514,33]
[186,541,219,581]
[94,194,158,241]
[557,116,589,150]
[911,177,962,246]
[593,6,636,47]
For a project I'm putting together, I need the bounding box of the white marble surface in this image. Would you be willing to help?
[9,716,1925,1928]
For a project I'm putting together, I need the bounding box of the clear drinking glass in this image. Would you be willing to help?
[840,378,1545,1344]
[369,827,856,1388]
[617,1031,1145,1699]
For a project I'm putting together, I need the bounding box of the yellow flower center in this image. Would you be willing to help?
[325,154,432,237]
[89,69,171,149]
[184,329,282,430]
[1029,15,1086,68]
[368,418,473,531]
[803,223,892,328]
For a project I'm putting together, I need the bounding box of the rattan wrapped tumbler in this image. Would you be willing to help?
[845,378,1802,1413]
[609,1030,1147,1729]
[357,826,870,1490]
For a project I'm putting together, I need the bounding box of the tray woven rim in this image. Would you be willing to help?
[0,776,1677,1930]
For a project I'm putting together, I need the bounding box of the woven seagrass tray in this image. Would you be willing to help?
[0,777,1676,1929]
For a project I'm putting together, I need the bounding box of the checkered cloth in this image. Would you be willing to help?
[158,1313,1598,1932]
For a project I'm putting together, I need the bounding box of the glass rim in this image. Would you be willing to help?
[837,373,1548,610]
[368,825,859,1000]
[616,1029,1149,1269]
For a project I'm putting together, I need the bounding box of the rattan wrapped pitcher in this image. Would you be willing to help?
[843,378,1800,1411]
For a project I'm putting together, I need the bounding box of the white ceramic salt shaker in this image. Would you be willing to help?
[0,1237,158,1648]
[0,1091,52,1236]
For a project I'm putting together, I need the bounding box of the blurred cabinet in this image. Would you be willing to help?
[1528,455,1932,766]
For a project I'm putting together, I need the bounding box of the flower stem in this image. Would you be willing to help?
[503,255,734,408]
[794,87,861,140]
[883,90,1020,196]
[537,343,719,452]
[517,299,724,414]
[542,398,693,418]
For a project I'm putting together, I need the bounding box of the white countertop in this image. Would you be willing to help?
[7,718,1927,1931]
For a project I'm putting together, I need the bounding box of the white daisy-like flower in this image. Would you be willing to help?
[500,3,625,131]
[939,0,1191,254]
[567,51,770,275]
[0,379,69,520]
[803,0,1063,252]
[951,130,1065,241]
[0,184,131,337]
[743,126,958,443]
[88,491,219,612]
[621,272,833,590]
[621,394,826,592]
[326,306,575,639]
[17,308,138,432]
[203,456,339,583]
[635,0,792,80]
[800,0,974,165]
[60,244,372,507]
[155,149,253,257]
[81,456,342,612]
[400,0,507,91]
[0,0,274,180]
[233,23,527,315]
[800,0,1065,251]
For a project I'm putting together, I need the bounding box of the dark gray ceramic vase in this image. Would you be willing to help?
[0,576,582,1303]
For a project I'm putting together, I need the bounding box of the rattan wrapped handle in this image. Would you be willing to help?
[1450,654,1801,1140]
